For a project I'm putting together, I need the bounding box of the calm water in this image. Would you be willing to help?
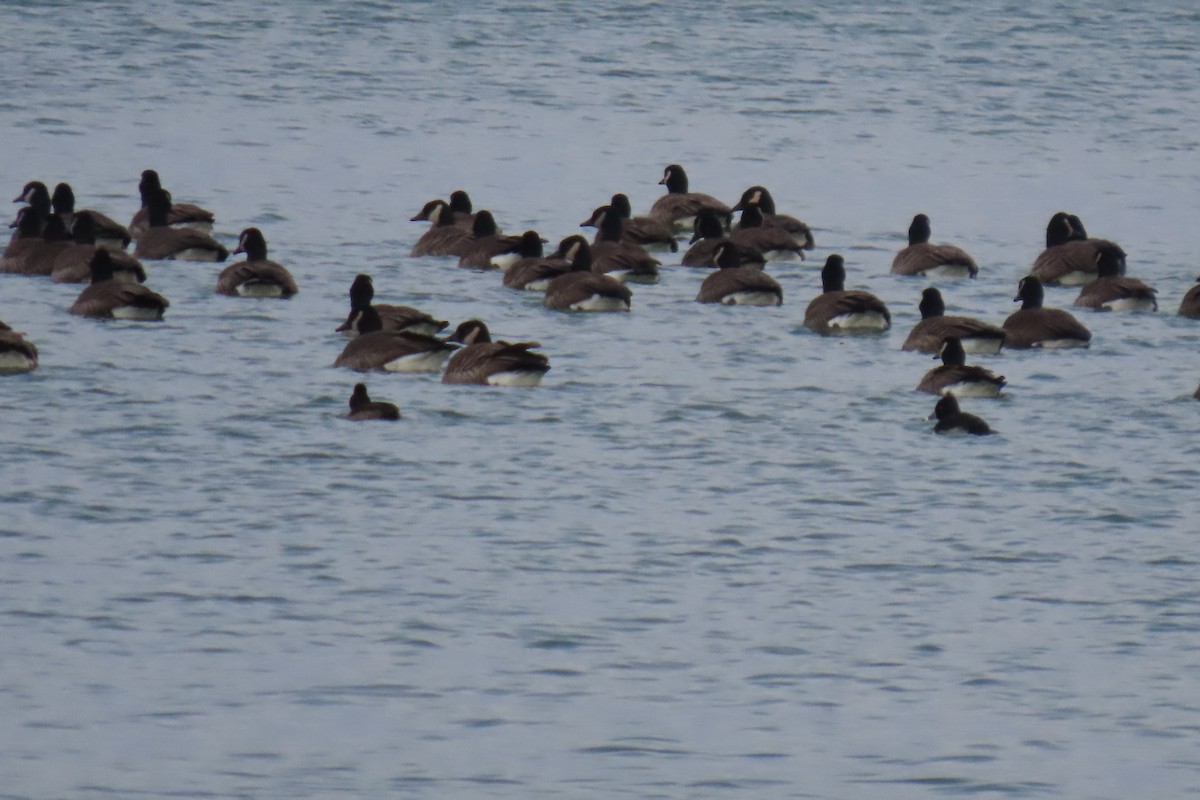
[2,2,1199,798]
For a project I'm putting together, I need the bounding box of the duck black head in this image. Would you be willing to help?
[448,319,491,345]
[89,248,117,284]
[908,213,932,246]
[1015,275,1045,309]
[690,208,726,243]
[51,183,76,215]
[937,336,967,367]
[470,210,498,238]
[348,274,374,309]
[919,287,946,319]
[609,193,633,219]
[233,228,268,260]
[448,190,473,214]
[659,164,689,194]
[1045,212,1073,248]
[821,255,847,293]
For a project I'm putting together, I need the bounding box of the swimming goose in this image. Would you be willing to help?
[503,235,582,291]
[649,164,731,230]
[891,214,978,278]
[901,287,1005,354]
[0,320,38,374]
[583,193,678,252]
[410,199,472,256]
[1002,275,1091,348]
[680,208,763,269]
[52,212,147,283]
[586,205,660,282]
[69,250,169,320]
[10,181,52,241]
[335,274,448,336]
[731,186,814,249]
[333,305,458,372]
[2,211,71,276]
[695,243,783,306]
[216,228,299,297]
[729,201,806,261]
[1032,212,1126,286]
[542,239,632,312]
[442,319,551,386]
[1179,278,1200,319]
[128,170,215,238]
[803,255,891,333]
[134,188,228,261]
[346,383,401,420]
[51,183,131,249]
[929,394,993,435]
[1073,242,1156,311]
[917,337,1006,397]
[455,211,524,268]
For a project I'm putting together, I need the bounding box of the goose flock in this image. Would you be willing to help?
[4,164,1200,425]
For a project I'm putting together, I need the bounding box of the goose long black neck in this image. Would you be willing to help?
[908,214,932,246]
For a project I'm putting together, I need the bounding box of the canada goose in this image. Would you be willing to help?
[69,250,169,320]
[1073,243,1156,311]
[1179,278,1200,319]
[52,212,147,283]
[469,229,547,274]
[346,383,401,420]
[333,305,458,372]
[50,183,131,248]
[582,193,678,252]
[335,274,448,336]
[134,188,228,261]
[442,319,551,386]
[891,214,978,278]
[10,181,52,241]
[411,192,477,230]
[216,228,299,297]
[128,170,214,237]
[731,186,814,249]
[455,211,525,268]
[410,200,471,256]
[695,242,783,306]
[585,205,660,282]
[929,394,993,435]
[803,255,891,333]
[1002,275,1091,348]
[901,287,1005,354]
[648,164,732,230]
[917,337,1006,397]
[729,201,806,261]
[681,208,749,268]
[1032,212,1126,286]
[542,239,632,312]
[503,235,581,291]
[0,320,38,374]
[1,211,70,275]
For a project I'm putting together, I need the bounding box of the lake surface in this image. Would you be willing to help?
[2,1,1199,797]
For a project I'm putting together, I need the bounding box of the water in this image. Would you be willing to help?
[3,1,1200,797]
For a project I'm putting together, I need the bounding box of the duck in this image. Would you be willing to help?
[929,394,993,435]
[648,164,732,230]
[803,255,891,333]
[52,212,147,283]
[216,228,299,297]
[1179,278,1200,319]
[410,199,472,257]
[891,214,978,278]
[1032,212,1126,286]
[455,211,525,269]
[917,337,1007,397]
[729,200,806,262]
[1073,242,1156,311]
[731,186,814,249]
[0,320,38,374]
[542,239,633,312]
[335,274,448,336]
[2,211,71,276]
[695,242,783,306]
[442,319,551,386]
[1003,275,1092,348]
[333,305,458,372]
[69,250,169,320]
[128,170,214,238]
[50,183,131,249]
[134,188,228,261]
[900,287,1005,354]
[503,235,583,291]
[583,193,678,252]
[585,205,660,282]
[346,383,401,420]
